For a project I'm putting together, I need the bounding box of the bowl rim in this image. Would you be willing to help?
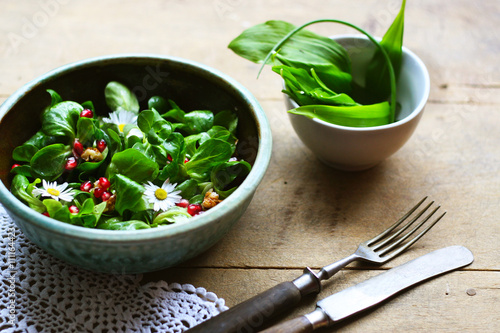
[289,34,430,132]
[0,53,272,242]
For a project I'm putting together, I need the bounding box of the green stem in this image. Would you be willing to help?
[258,19,397,123]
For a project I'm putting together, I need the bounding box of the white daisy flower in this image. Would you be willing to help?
[103,110,138,133]
[143,179,182,212]
[32,179,75,202]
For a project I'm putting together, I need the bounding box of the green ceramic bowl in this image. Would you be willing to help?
[0,54,272,274]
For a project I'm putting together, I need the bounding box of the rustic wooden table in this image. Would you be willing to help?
[1,0,498,331]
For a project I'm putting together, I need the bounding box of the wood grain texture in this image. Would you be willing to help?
[259,316,313,333]
[0,1,499,332]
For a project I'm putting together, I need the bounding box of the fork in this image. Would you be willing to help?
[186,197,445,333]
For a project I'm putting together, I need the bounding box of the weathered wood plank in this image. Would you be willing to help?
[0,0,498,102]
[163,99,500,272]
[0,1,498,331]
[144,268,499,332]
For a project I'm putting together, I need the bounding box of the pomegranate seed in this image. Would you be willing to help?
[69,205,79,214]
[187,204,202,216]
[11,164,21,169]
[42,212,50,217]
[73,139,84,156]
[98,177,111,190]
[96,139,107,152]
[65,157,78,170]
[80,109,94,118]
[80,181,93,192]
[176,199,189,208]
[101,191,112,201]
[167,154,173,162]
[94,187,104,198]
[184,158,189,163]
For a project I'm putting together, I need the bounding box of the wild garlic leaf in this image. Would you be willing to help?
[274,54,352,94]
[228,20,351,74]
[274,65,357,107]
[364,0,406,103]
[288,102,391,128]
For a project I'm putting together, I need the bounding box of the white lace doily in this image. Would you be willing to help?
[0,203,227,333]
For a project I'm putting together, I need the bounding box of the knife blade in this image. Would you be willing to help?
[260,245,473,333]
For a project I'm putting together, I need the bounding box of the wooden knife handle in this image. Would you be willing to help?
[259,316,314,333]
[186,281,302,333]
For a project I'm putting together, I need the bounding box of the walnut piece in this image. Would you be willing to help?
[202,189,222,210]
[81,148,104,162]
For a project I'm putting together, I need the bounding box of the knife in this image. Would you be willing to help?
[259,245,473,332]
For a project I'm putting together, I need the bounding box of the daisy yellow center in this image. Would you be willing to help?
[118,124,126,132]
[154,188,168,200]
[47,188,60,196]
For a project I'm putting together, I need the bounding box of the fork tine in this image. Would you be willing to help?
[371,201,434,251]
[367,196,428,246]
[379,208,446,258]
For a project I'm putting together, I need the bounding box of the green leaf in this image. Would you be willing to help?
[288,102,391,127]
[43,199,71,223]
[41,101,82,141]
[184,139,233,180]
[211,160,251,198]
[104,81,140,113]
[10,165,32,178]
[12,130,58,162]
[46,89,62,107]
[228,20,351,74]
[106,148,159,184]
[274,54,352,94]
[72,200,107,228]
[183,110,214,135]
[13,144,39,163]
[151,207,191,225]
[11,175,45,213]
[76,117,97,145]
[161,99,186,123]
[97,217,151,230]
[124,126,144,149]
[175,179,198,199]
[230,17,398,126]
[184,133,209,158]
[138,109,173,142]
[30,144,72,180]
[273,65,356,107]
[148,95,170,114]
[112,174,147,215]
[214,110,238,134]
[364,0,407,102]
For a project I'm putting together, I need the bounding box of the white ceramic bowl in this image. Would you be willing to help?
[286,35,430,171]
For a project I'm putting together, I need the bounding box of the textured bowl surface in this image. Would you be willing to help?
[287,35,430,171]
[0,54,272,274]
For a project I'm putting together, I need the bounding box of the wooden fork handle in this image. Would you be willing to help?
[187,282,302,333]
